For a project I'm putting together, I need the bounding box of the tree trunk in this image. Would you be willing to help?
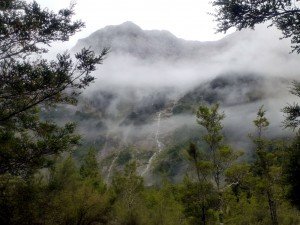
[201,205,206,225]
[267,189,278,225]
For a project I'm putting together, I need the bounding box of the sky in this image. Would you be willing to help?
[30,0,228,46]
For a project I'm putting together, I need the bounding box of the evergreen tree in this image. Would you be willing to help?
[284,131,300,209]
[212,0,300,213]
[185,142,217,225]
[195,103,240,224]
[111,162,145,225]
[80,148,106,192]
[144,182,188,225]
[250,106,279,225]
[196,104,238,191]
[212,0,300,53]
[47,157,111,225]
[0,0,108,177]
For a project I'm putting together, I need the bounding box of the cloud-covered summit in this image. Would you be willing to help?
[72,21,226,61]
[72,21,300,82]
[70,23,298,136]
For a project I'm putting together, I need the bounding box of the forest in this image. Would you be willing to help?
[0,0,300,225]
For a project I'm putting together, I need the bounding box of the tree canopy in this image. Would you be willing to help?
[0,0,108,177]
[212,0,300,53]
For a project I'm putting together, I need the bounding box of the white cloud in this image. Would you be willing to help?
[28,0,228,46]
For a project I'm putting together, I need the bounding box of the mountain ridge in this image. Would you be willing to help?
[72,21,230,61]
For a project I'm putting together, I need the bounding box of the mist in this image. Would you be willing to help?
[48,22,300,178]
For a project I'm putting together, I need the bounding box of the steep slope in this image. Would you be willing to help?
[52,22,300,184]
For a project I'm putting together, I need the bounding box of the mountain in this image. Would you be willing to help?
[72,21,228,61]
[51,22,300,184]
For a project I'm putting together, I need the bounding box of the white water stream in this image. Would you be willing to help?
[106,152,119,183]
[141,112,163,176]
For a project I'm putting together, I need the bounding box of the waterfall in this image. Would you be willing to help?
[100,132,110,157]
[155,112,163,152]
[106,152,119,183]
[141,112,163,176]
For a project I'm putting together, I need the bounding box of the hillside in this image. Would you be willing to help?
[48,22,300,183]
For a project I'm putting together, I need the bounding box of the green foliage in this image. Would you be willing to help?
[154,140,190,180]
[180,177,219,225]
[110,162,147,224]
[183,103,243,225]
[0,121,80,177]
[196,103,225,150]
[249,106,283,225]
[0,0,108,178]
[0,1,108,124]
[0,2,110,222]
[284,135,300,209]
[112,161,144,196]
[80,148,99,178]
[48,156,80,190]
[46,157,111,225]
[0,174,45,225]
[223,187,300,225]
[79,148,107,193]
[282,81,300,131]
[144,182,188,225]
[0,134,299,225]
[1,2,299,223]
[117,148,133,166]
[196,103,239,190]
[212,0,300,216]
[0,156,112,225]
[212,0,300,53]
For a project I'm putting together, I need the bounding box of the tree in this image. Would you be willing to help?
[196,103,238,190]
[285,137,300,209]
[281,83,300,210]
[111,162,145,225]
[196,103,240,224]
[80,148,99,178]
[282,81,300,131]
[144,182,188,225]
[212,0,300,53]
[0,0,108,177]
[46,157,111,225]
[211,1,300,212]
[282,113,300,210]
[180,176,218,225]
[80,148,106,192]
[185,142,218,225]
[250,106,279,225]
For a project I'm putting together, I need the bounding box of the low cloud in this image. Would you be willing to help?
[52,22,300,159]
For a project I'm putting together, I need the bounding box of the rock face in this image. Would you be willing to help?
[59,22,300,184]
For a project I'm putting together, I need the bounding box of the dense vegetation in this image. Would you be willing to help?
[0,0,299,225]
[1,104,299,225]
